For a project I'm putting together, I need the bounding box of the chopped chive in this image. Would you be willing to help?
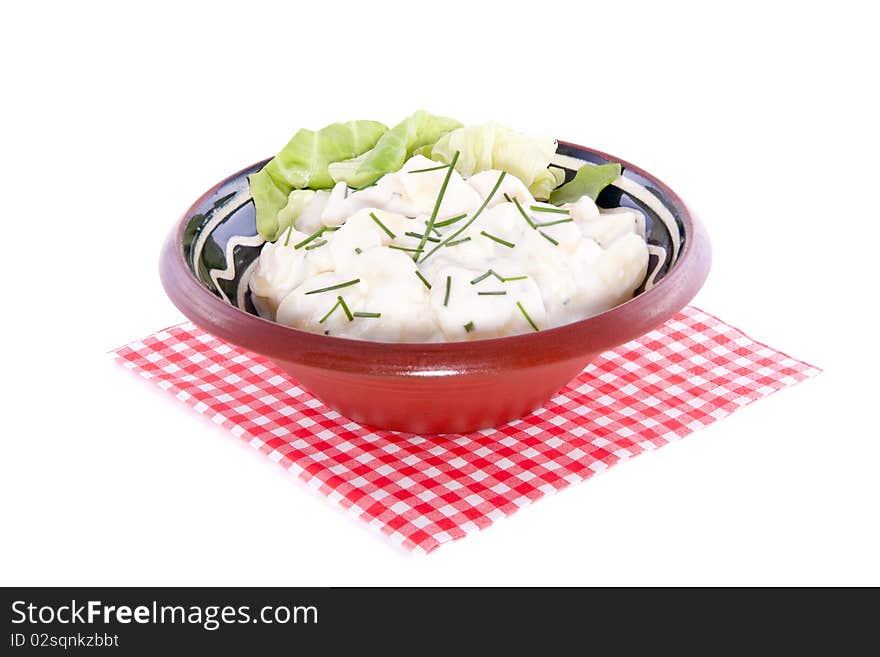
[304,278,361,295]
[304,239,327,250]
[405,231,440,243]
[478,269,528,283]
[423,220,443,236]
[353,311,381,318]
[470,270,493,285]
[354,247,363,254]
[388,245,424,253]
[539,231,559,246]
[464,321,475,332]
[408,163,452,174]
[292,225,340,249]
[283,222,296,246]
[443,276,451,307]
[477,291,507,295]
[318,299,341,324]
[444,237,471,247]
[503,193,512,202]
[421,170,506,262]
[536,218,574,228]
[512,197,537,229]
[516,301,539,331]
[481,230,515,248]
[433,213,467,228]
[337,295,354,321]
[530,205,570,215]
[294,228,327,250]
[414,270,432,289]
[369,212,396,239]
[417,150,460,260]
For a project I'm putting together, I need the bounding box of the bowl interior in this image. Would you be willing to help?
[181,143,688,318]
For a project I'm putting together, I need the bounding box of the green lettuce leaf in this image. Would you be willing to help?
[428,123,558,196]
[249,167,291,241]
[410,143,435,158]
[548,162,621,205]
[250,120,387,240]
[328,110,461,188]
[529,166,568,200]
[274,189,316,241]
[528,168,562,200]
[549,166,566,186]
[530,169,557,201]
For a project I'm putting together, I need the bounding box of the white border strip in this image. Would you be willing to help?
[645,245,668,291]
[209,234,266,305]
[191,189,252,273]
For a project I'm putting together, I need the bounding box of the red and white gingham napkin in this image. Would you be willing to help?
[111,306,819,553]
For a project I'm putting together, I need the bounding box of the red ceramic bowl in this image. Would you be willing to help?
[160,142,710,433]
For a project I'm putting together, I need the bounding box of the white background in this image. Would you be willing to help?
[2,1,877,586]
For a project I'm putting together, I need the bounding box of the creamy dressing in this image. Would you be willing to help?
[249,155,649,342]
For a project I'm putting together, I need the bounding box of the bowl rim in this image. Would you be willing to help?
[160,140,711,375]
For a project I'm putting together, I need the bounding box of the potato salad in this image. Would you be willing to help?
[249,152,648,342]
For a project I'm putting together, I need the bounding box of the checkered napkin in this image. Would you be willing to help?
[111,307,819,553]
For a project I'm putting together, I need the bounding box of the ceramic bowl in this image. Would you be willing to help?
[160,141,711,433]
